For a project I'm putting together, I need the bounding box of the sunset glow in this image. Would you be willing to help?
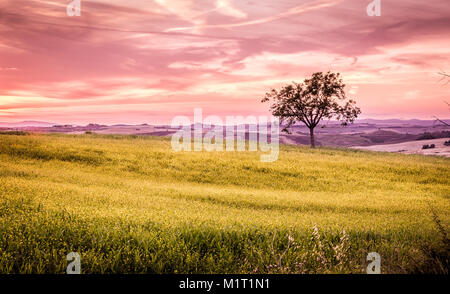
[1,0,449,124]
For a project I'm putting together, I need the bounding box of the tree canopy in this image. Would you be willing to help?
[262,72,361,147]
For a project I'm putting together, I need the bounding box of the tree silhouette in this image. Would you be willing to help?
[262,72,361,148]
[434,72,449,126]
[438,71,450,78]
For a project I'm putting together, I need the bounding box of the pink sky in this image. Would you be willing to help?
[0,0,449,124]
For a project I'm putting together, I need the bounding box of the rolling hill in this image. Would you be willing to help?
[0,133,448,273]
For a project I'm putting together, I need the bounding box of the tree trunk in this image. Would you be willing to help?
[309,127,315,148]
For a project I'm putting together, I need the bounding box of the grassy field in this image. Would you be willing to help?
[0,133,448,273]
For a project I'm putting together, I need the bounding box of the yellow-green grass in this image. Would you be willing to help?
[0,133,448,273]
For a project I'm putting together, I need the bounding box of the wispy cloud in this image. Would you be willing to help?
[0,0,449,123]
[166,0,342,32]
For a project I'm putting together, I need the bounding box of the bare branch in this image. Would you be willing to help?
[433,116,449,126]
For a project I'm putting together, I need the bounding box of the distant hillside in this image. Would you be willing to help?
[356,118,450,126]
[0,121,56,127]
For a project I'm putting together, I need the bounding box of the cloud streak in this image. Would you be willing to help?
[0,0,449,123]
[166,0,343,32]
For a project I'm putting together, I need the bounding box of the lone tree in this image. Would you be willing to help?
[262,71,361,148]
[434,71,450,126]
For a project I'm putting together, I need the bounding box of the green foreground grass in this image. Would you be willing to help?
[0,133,448,273]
